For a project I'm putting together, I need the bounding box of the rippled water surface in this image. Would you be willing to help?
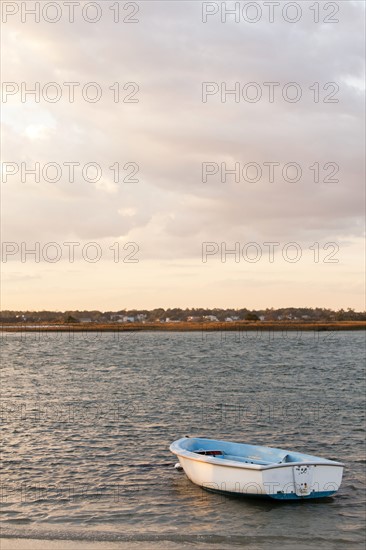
[1,330,365,548]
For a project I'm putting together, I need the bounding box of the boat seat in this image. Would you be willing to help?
[195,450,223,457]
[193,450,275,465]
[279,454,299,463]
[222,454,272,465]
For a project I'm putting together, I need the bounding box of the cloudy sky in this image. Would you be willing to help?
[1,1,365,311]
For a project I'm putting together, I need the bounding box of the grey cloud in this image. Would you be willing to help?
[2,1,364,257]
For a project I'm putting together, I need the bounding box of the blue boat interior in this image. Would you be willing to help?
[180,437,331,465]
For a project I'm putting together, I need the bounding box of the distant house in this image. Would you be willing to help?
[136,314,147,322]
[187,316,200,322]
[79,317,92,323]
[225,317,233,322]
[16,315,27,321]
[259,315,266,321]
[111,315,124,322]
[204,315,219,322]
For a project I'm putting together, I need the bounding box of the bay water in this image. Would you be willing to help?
[1,330,365,548]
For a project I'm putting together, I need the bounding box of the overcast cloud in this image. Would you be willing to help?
[1,1,365,310]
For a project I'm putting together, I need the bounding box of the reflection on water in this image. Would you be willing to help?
[0,331,365,546]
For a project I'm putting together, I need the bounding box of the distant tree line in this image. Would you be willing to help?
[0,307,365,323]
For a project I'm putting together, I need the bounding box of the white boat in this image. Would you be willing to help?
[170,437,344,500]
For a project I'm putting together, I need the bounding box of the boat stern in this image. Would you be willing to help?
[262,462,344,500]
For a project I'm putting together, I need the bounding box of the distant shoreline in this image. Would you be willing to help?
[1,321,365,332]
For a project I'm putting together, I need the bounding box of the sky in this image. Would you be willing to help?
[1,0,365,311]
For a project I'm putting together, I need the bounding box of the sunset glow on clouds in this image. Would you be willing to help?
[1,1,365,310]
